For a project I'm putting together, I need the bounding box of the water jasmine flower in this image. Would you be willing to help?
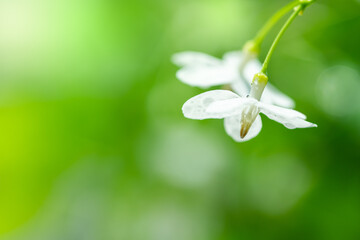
[179,0,317,142]
[173,0,315,109]
[182,73,317,142]
[172,47,295,108]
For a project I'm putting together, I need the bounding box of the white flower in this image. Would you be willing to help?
[182,90,317,142]
[172,51,295,108]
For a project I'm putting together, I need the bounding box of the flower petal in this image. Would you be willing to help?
[176,65,236,88]
[243,59,262,83]
[223,51,262,83]
[182,90,240,120]
[261,84,295,108]
[206,96,257,116]
[223,51,260,88]
[224,115,262,142]
[172,51,221,67]
[206,98,244,117]
[258,102,317,129]
[223,51,243,69]
[230,76,250,97]
[223,52,261,97]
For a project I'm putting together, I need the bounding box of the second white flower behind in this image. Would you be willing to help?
[173,51,295,108]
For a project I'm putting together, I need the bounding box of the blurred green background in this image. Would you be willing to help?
[0,0,359,239]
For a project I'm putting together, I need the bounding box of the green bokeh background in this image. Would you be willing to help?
[0,0,359,239]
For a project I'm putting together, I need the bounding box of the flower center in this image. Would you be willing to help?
[240,102,260,139]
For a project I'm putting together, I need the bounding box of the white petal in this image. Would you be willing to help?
[243,59,262,83]
[261,84,295,108]
[230,76,251,97]
[224,115,262,142]
[258,102,317,129]
[223,51,243,69]
[206,98,244,117]
[176,65,236,88]
[182,90,240,120]
[172,51,221,67]
[258,102,306,119]
[224,51,262,82]
[206,96,257,115]
[224,52,262,96]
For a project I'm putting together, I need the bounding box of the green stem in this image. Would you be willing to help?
[260,5,304,74]
[253,0,301,47]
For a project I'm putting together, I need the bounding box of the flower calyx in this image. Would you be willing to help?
[250,72,268,101]
[297,0,315,15]
[239,40,260,73]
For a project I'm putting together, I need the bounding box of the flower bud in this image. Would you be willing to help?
[239,41,260,73]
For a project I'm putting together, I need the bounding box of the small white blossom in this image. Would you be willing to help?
[172,51,295,108]
[182,90,317,142]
